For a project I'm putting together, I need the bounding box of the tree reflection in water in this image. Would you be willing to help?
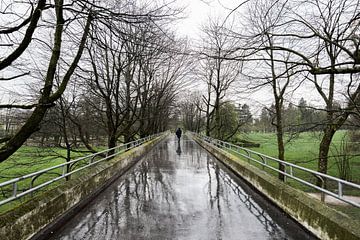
[206,158,281,236]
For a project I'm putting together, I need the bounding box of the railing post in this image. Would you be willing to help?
[30,180,34,197]
[12,182,17,198]
[63,165,67,176]
[260,155,265,170]
[244,150,250,163]
[338,182,343,198]
[289,166,293,176]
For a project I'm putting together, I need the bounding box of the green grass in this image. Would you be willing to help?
[239,130,360,183]
[230,130,360,218]
[0,146,88,182]
[0,146,104,213]
[229,130,360,197]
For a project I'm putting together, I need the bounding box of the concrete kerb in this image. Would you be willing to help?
[192,135,360,240]
[0,134,167,240]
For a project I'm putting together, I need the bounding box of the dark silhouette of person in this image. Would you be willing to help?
[176,128,182,141]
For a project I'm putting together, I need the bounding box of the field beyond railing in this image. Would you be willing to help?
[191,132,360,208]
[0,132,164,207]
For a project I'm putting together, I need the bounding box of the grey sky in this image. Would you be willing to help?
[175,0,241,39]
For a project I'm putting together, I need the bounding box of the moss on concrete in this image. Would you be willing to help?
[0,134,166,240]
[194,136,360,240]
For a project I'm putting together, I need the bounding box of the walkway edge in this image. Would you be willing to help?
[0,134,167,240]
[193,135,360,240]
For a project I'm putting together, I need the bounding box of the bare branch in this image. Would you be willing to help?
[0,0,46,70]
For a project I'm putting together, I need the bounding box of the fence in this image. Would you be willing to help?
[191,132,360,208]
[0,132,164,207]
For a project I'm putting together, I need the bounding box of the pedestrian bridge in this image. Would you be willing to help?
[0,133,359,240]
[47,135,314,240]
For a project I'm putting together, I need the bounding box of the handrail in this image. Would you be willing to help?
[0,132,164,207]
[191,132,360,208]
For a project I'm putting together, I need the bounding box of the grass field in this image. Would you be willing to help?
[0,146,101,213]
[239,130,360,184]
[233,130,360,219]
[0,146,88,182]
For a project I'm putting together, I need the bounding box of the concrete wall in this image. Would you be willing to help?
[0,135,165,240]
[194,136,360,240]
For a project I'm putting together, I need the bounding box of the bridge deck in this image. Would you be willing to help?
[48,135,316,240]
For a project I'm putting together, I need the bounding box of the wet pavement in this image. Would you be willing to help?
[49,135,316,240]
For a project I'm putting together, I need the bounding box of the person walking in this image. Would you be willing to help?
[175,128,182,141]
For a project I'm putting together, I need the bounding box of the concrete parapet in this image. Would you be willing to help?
[194,136,360,240]
[0,135,166,240]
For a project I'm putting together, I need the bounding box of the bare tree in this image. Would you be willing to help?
[229,0,360,183]
[287,0,360,183]
[0,0,46,73]
[241,0,297,180]
[179,92,203,132]
[0,0,92,162]
[0,0,181,162]
[198,17,242,138]
[135,29,192,136]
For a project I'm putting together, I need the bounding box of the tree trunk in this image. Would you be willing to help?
[123,69,132,143]
[205,111,211,136]
[316,67,335,186]
[0,106,48,161]
[268,34,286,181]
[65,143,71,181]
[215,57,221,138]
[317,126,335,186]
[215,95,221,139]
[276,115,285,181]
[205,80,212,136]
[107,134,117,157]
[139,102,147,138]
[274,90,285,181]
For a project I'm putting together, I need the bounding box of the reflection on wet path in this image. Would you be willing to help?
[49,135,316,240]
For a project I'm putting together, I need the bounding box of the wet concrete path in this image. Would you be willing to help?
[49,135,316,240]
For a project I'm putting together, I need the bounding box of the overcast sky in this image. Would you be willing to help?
[175,0,241,39]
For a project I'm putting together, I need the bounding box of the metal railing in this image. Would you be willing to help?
[191,132,360,208]
[0,132,164,207]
